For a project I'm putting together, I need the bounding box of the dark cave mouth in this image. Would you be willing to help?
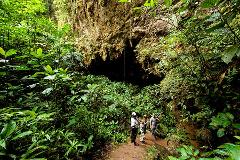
[88,40,163,87]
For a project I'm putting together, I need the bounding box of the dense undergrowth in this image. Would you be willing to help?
[0,0,240,159]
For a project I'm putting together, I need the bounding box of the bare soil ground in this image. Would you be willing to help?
[106,131,169,160]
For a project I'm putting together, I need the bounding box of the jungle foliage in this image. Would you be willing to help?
[0,0,240,159]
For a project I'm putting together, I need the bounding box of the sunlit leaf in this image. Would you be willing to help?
[217,128,225,137]
[233,124,240,129]
[0,139,6,149]
[168,156,178,160]
[0,47,5,56]
[5,49,17,57]
[12,131,33,140]
[44,75,56,80]
[42,87,53,95]
[201,0,220,8]
[164,0,172,7]
[36,48,43,58]
[144,0,157,7]
[221,45,240,64]
[234,136,240,140]
[0,121,16,139]
[44,65,54,75]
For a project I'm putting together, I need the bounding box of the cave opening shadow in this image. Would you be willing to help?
[87,41,163,87]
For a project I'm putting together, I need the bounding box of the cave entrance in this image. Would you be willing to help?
[88,40,162,87]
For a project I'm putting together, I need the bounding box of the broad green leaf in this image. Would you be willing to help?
[201,0,220,8]
[0,139,6,149]
[193,149,199,156]
[217,143,240,159]
[225,112,234,121]
[217,128,225,137]
[221,45,240,64]
[177,147,188,157]
[43,75,56,80]
[32,72,45,77]
[36,48,43,58]
[5,49,17,57]
[164,0,172,7]
[234,136,240,140]
[0,121,16,139]
[168,156,178,160]
[12,131,32,140]
[0,47,5,56]
[44,65,54,74]
[233,123,240,129]
[42,87,53,95]
[144,0,157,7]
[210,112,233,128]
[213,148,227,156]
[0,72,6,76]
[81,95,88,102]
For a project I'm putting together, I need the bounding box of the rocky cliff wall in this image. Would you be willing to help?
[53,0,172,75]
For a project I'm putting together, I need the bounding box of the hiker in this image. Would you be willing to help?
[140,115,148,143]
[139,121,145,143]
[150,113,158,140]
[130,112,139,146]
[143,115,148,134]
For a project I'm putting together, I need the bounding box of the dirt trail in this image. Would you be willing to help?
[106,132,169,160]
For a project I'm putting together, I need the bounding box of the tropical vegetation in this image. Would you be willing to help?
[0,0,239,159]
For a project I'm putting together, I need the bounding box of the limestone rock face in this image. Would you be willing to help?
[55,0,171,73]
[68,0,133,65]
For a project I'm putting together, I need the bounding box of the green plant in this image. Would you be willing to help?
[168,145,200,160]
[213,142,240,160]
[0,121,44,159]
[209,112,234,137]
[146,146,159,160]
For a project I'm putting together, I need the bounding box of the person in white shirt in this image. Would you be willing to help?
[130,112,139,146]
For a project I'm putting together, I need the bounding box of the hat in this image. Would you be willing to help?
[132,112,136,116]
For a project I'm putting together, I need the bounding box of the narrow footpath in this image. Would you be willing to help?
[106,132,171,160]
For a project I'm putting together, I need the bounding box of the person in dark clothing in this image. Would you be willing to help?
[140,115,148,143]
[150,114,158,140]
[143,115,148,134]
[130,112,139,146]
